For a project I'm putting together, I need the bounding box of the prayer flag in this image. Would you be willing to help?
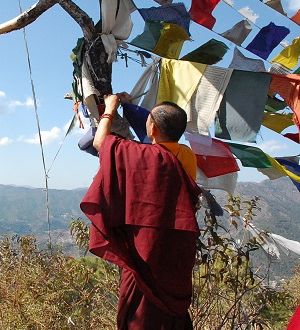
[122,103,150,143]
[246,22,290,60]
[181,39,229,65]
[271,37,300,70]
[196,168,238,193]
[226,142,272,168]
[276,157,300,191]
[215,70,271,142]
[189,0,221,29]
[265,95,287,113]
[229,47,266,72]
[262,112,294,133]
[269,73,300,132]
[291,10,300,25]
[258,155,300,183]
[283,132,300,144]
[154,0,173,5]
[185,66,232,135]
[221,20,252,46]
[157,58,207,110]
[139,3,191,34]
[130,21,189,59]
[264,0,286,16]
[185,132,240,177]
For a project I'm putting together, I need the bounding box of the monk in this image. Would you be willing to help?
[80,93,202,329]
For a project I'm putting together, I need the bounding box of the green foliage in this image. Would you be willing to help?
[190,195,294,329]
[0,195,296,329]
[0,235,118,329]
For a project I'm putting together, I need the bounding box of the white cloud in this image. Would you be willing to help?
[24,127,61,145]
[0,92,35,115]
[223,0,234,5]
[238,7,259,23]
[288,0,300,10]
[0,137,13,146]
[9,97,35,109]
[258,140,288,153]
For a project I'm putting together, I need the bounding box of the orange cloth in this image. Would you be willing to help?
[159,142,197,180]
[269,73,300,134]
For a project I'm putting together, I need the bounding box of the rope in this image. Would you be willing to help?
[18,0,52,252]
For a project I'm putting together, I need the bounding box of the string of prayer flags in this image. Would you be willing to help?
[283,132,300,144]
[185,132,240,177]
[265,96,287,113]
[291,10,300,25]
[130,21,189,59]
[246,22,290,60]
[185,66,232,135]
[139,3,191,34]
[220,20,252,46]
[262,112,294,133]
[269,73,300,131]
[157,58,207,110]
[271,38,300,70]
[122,103,150,143]
[229,47,266,72]
[264,0,286,16]
[226,142,272,168]
[180,39,229,65]
[215,70,272,142]
[189,0,221,29]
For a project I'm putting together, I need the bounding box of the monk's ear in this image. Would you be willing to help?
[151,122,159,137]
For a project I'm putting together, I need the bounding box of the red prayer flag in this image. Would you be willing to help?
[291,10,300,25]
[283,132,300,144]
[269,73,300,140]
[189,137,239,177]
[189,0,221,29]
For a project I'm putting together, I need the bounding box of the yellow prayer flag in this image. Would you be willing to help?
[262,112,294,133]
[267,155,300,183]
[271,37,300,70]
[153,23,190,60]
[157,58,207,110]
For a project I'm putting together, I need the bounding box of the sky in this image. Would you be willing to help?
[0,0,299,189]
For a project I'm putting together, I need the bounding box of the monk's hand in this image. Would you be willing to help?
[104,94,120,115]
[117,92,132,104]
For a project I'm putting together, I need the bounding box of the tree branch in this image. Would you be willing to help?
[0,0,57,35]
[0,0,96,40]
[57,0,95,40]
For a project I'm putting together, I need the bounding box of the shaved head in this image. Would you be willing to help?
[150,101,187,141]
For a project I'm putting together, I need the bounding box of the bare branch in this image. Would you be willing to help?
[57,0,95,40]
[0,0,95,40]
[0,0,57,35]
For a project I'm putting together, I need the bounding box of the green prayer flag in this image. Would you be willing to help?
[180,39,229,65]
[130,21,163,52]
[227,142,272,168]
[265,95,287,112]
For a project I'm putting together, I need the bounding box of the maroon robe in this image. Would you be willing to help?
[80,135,202,329]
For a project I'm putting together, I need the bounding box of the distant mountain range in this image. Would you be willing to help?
[0,178,299,277]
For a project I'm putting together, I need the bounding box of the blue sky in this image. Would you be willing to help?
[0,0,299,189]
